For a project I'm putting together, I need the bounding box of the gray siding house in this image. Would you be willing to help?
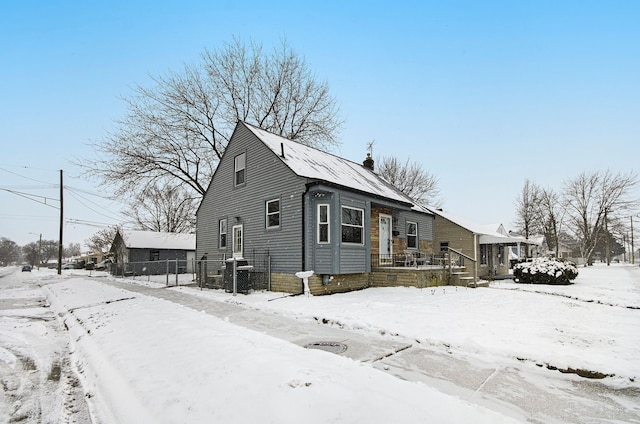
[196,121,435,294]
[110,230,196,274]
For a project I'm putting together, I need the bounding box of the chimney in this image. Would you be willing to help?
[363,153,374,171]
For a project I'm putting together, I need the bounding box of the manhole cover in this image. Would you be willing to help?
[305,341,348,354]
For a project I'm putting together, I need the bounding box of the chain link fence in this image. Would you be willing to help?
[196,250,271,294]
[109,259,194,286]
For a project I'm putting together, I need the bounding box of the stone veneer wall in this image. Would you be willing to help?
[369,268,448,288]
[270,272,370,295]
[269,268,450,295]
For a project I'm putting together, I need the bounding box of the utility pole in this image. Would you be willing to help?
[605,208,610,266]
[58,169,63,275]
[632,216,635,265]
[38,233,42,270]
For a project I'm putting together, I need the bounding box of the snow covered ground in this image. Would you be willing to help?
[1,263,639,423]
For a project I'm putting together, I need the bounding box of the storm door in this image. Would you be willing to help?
[379,214,393,264]
[232,225,243,259]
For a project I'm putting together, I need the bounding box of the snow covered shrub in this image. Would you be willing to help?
[513,257,578,285]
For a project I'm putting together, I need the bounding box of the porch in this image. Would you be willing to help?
[371,248,481,287]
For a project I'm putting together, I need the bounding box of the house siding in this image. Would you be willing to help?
[196,123,306,274]
[336,193,369,274]
[433,215,475,258]
[127,248,189,262]
[305,190,335,274]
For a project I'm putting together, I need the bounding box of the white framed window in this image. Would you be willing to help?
[232,225,243,258]
[317,204,330,244]
[219,219,227,248]
[234,153,246,186]
[407,221,418,249]
[341,206,364,244]
[266,199,280,228]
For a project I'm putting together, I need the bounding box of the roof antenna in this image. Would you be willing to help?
[366,139,375,156]
[280,142,285,158]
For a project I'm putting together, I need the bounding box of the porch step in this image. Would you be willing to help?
[459,276,477,287]
[450,271,482,288]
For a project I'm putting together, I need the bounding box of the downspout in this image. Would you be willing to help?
[301,188,306,272]
[301,184,310,276]
[473,234,478,283]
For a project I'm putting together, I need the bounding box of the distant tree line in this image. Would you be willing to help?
[513,170,638,265]
[0,237,82,267]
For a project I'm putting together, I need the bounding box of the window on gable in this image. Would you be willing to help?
[318,204,330,244]
[150,250,160,261]
[407,221,418,249]
[219,219,227,248]
[234,153,246,186]
[266,199,280,228]
[341,206,364,244]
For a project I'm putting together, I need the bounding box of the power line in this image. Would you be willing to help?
[0,167,58,184]
[65,188,129,223]
[66,218,116,228]
[0,164,59,172]
[0,188,60,209]
[0,184,58,190]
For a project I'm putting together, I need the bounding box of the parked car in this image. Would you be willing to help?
[94,259,113,271]
[21,265,32,272]
[62,263,75,270]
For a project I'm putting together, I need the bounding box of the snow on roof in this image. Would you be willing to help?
[243,123,413,205]
[425,207,540,245]
[120,230,195,250]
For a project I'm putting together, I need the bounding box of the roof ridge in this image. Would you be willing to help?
[240,121,370,170]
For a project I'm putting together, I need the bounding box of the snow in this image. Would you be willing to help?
[426,207,539,245]
[118,230,195,250]
[1,263,639,423]
[219,265,640,384]
[243,122,415,206]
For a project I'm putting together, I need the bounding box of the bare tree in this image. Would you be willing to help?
[65,242,82,258]
[83,38,342,201]
[22,242,39,266]
[39,240,58,265]
[125,181,197,233]
[538,188,564,257]
[377,156,440,205]
[514,179,542,257]
[0,237,21,265]
[85,227,119,255]
[563,170,638,265]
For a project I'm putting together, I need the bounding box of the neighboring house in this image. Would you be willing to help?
[110,230,196,274]
[196,121,436,294]
[426,208,541,278]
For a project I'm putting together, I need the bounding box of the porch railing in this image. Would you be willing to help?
[372,248,478,285]
[372,252,447,269]
[446,247,477,284]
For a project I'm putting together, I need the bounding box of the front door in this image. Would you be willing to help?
[379,214,392,263]
[232,225,243,259]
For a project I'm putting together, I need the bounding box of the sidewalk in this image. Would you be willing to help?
[63,277,640,423]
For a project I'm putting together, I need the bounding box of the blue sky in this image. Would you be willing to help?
[1,0,639,248]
